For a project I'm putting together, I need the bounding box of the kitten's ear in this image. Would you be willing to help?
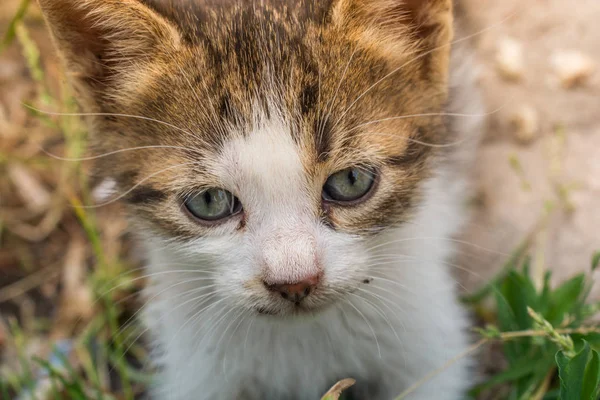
[38,0,182,108]
[332,0,454,82]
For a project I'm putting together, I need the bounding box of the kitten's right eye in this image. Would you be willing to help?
[322,167,376,204]
[184,189,242,223]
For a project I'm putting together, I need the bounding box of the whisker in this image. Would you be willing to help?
[180,303,231,372]
[356,287,406,321]
[98,269,216,299]
[176,64,225,142]
[348,291,403,344]
[244,313,256,351]
[121,290,220,349]
[335,97,513,149]
[41,145,203,162]
[361,282,413,305]
[115,282,221,340]
[318,45,360,143]
[188,303,236,365]
[355,288,409,369]
[365,236,510,257]
[23,104,199,138]
[222,310,249,377]
[344,298,381,358]
[166,296,227,351]
[340,105,507,137]
[370,268,469,293]
[333,11,517,128]
[76,161,199,209]
[372,259,485,283]
[363,273,415,292]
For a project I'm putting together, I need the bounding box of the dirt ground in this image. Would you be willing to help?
[456,0,600,294]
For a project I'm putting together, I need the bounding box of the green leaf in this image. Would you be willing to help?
[0,377,10,400]
[556,341,591,400]
[582,349,600,400]
[470,358,542,395]
[546,275,585,326]
[501,270,538,329]
[33,357,87,399]
[556,351,571,398]
[538,271,553,316]
[543,389,560,399]
[592,251,600,272]
[572,333,600,350]
[495,289,521,363]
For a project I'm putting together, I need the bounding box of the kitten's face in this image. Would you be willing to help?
[39,0,454,316]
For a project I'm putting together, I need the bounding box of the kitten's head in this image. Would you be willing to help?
[39,0,454,316]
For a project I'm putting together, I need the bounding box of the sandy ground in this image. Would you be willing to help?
[455,0,600,294]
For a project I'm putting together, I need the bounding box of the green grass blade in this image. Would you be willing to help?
[592,251,600,272]
[502,270,538,330]
[470,357,545,395]
[0,0,31,54]
[546,275,585,325]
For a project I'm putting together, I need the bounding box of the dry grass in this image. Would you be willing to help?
[1,1,149,398]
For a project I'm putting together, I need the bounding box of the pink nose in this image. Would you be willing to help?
[265,275,320,303]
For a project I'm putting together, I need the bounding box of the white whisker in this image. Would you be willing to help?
[76,161,198,209]
[23,104,199,138]
[345,298,381,359]
[41,145,203,162]
[333,11,517,128]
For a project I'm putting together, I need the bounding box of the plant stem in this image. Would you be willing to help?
[531,368,555,400]
[498,326,600,341]
[0,0,30,54]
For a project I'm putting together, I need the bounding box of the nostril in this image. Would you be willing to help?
[264,275,320,303]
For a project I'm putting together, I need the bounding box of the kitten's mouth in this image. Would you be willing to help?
[254,293,338,317]
[254,304,326,317]
[256,306,278,316]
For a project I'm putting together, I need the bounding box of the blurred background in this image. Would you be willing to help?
[0,0,598,399]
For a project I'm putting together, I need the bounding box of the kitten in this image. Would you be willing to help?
[38,0,484,399]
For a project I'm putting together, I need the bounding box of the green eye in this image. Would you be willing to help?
[184,189,242,222]
[323,167,376,203]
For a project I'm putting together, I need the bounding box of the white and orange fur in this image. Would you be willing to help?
[38,0,485,399]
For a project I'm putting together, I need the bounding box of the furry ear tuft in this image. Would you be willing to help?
[331,0,454,84]
[38,0,182,108]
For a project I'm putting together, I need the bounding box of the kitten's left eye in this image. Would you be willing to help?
[184,189,242,223]
[322,167,376,204]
